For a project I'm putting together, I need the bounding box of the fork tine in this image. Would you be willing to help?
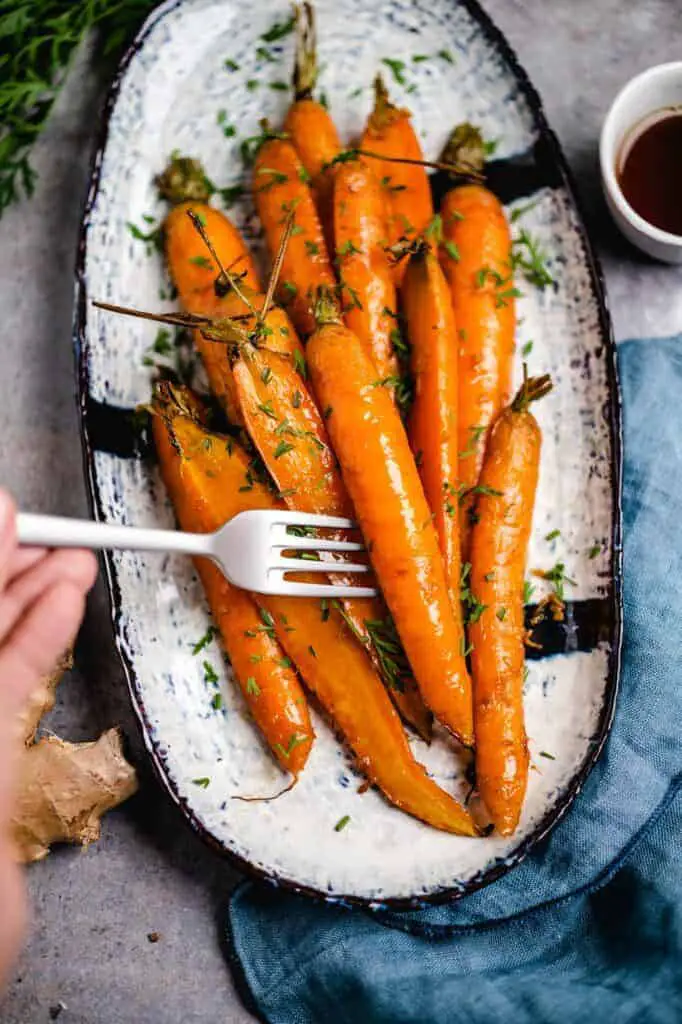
[271,511,357,531]
[275,557,371,573]
[273,536,364,553]
[264,578,378,598]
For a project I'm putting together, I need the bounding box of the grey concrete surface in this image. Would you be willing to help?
[0,2,681,1022]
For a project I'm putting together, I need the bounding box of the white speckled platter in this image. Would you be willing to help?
[74,0,622,906]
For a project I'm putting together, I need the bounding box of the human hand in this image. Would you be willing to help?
[0,490,97,988]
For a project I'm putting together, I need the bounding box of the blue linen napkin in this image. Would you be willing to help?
[226,336,682,1024]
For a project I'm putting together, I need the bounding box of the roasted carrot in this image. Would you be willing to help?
[161,185,261,424]
[359,75,433,284]
[253,134,335,337]
[151,382,313,776]
[307,297,474,746]
[171,406,476,834]
[283,2,341,249]
[230,336,431,739]
[439,183,516,555]
[468,374,552,835]
[333,158,399,381]
[403,243,466,624]
[164,202,261,303]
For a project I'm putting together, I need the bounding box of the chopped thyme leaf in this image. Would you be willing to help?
[443,240,460,261]
[256,44,276,62]
[320,598,330,622]
[249,654,263,664]
[522,340,534,357]
[438,48,455,63]
[412,53,430,63]
[511,229,554,288]
[211,692,223,710]
[308,645,317,657]
[274,732,308,759]
[484,571,496,582]
[334,815,351,832]
[282,281,298,297]
[545,528,561,542]
[246,79,259,91]
[192,626,218,655]
[589,544,601,559]
[523,580,535,604]
[203,661,219,685]
[193,777,210,788]
[246,676,261,696]
[532,561,576,602]
[270,80,288,91]
[224,59,240,71]
[261,366,273,385]
[304,239,320,255]
[278,656,292,668]
[510,200,538,223]
[294,349,308,379]
[425,213,443,242]
[259,607,275,630]
[292,390,303,408]
[483,137,499,156]
[381,57,408,86]
[274,440,295,459]
[298,165,311,182]
[261,14,296,42]
[539,750,556,760]
[189,255,212,268]
[496,607,507,621]
[338,239,363,257]
[257,400,277,419]
[459,425,486,459]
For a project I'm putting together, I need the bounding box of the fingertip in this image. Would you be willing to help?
[0,490,16,542]
[72,549,99,591]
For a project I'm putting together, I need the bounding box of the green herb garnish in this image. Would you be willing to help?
[192,625,218,655]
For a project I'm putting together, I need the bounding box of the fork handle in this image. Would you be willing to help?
[16,513,213,559]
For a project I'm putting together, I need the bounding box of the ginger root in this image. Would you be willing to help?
[9,658,138,863]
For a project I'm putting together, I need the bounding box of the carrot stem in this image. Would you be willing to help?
[511,370,553,412]
[292,2,317,100]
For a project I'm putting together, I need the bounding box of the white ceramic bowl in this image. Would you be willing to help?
[600,62,682,263]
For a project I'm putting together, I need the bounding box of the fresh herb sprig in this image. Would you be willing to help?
[0,0,157,216]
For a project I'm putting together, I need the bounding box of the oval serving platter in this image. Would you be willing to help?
[74,0,622,906]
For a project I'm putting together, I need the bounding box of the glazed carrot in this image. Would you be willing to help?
[230,337,431,739]
[403,244,466,621]
[307,298,474,746]
[151,382,313,776]
[283,2,341,248]
[164,202,261,303]
[161,182,261,424]
[439,183,516,555]
[468,374,552,835]
[177,410,476,834]
[333,159,399,381]
[253,135,335,336]
[359,75,434,284]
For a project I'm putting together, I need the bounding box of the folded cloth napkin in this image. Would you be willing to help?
[226,336,682,1024]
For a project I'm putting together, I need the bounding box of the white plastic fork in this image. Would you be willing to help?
[16,510,377,598]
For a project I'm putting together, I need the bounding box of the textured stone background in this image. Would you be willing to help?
[0,2,681,1021]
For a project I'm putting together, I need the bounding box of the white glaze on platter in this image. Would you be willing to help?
[80,0,617,901]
